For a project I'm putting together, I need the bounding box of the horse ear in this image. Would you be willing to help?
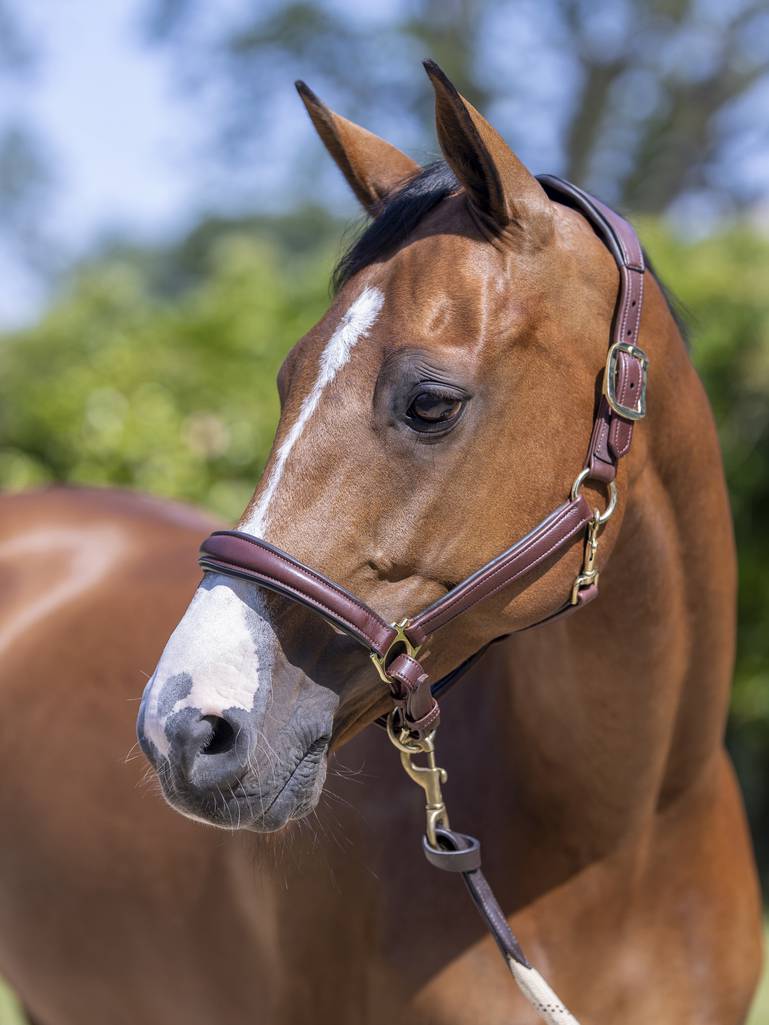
[423,60,551,238]
[296,81,420,215]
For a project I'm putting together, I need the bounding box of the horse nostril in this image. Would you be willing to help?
[199,715,237,756]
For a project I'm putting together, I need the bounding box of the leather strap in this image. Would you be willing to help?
[197,176,648,738]
[386,653,440,733]
[537,176,646,485]
[424,827,530,968]
[199,531,398,657]
[405,495,591,647]
[198,495,592,739]
[199,495,592,659]
[424,828,582,1024]
[370,578,598,738]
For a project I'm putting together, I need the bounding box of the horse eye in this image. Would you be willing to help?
[405,390,464,431]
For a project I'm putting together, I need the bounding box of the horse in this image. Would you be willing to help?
[0,61,762,1024]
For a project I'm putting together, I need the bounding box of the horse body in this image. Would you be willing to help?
[0,355,761,1024]
[0,62,763,1025]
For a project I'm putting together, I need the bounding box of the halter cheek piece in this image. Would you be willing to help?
[198,177,648,1024]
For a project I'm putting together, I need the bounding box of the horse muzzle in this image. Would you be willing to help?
[138,696,332,831]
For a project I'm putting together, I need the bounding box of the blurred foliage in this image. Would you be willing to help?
[1,214,769,879]
[640,217,769,877]
[0,2,51,272]
[0,225,333,519]
[147,0,769,215]
[0,0,766,320]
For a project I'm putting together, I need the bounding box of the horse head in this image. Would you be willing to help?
[138,62,636,830]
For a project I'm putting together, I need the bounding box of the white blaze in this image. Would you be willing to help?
[243,285,384,535]
[143,286,385,754]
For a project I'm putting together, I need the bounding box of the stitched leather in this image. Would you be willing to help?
[197,175,647,738]
[538,176,646,485]
[425,828,530,968]
[386,653,439,735]
[199,532,398,657]
[608,349,643,459]
[387,653,428,692]
[405,496,591,646]
[198,496,592,662]
[401,700,440,736]
[464,866,530,968]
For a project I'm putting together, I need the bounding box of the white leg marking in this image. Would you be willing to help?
[243,285,384,535]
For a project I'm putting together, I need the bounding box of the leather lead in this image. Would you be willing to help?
[424,828,530,969]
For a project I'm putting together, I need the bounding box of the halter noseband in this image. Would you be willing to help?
[198,176,648,741]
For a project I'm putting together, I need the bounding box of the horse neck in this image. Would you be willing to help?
[461,274,735,856]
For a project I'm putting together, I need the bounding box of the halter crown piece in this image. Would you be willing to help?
[198,177,649,1025]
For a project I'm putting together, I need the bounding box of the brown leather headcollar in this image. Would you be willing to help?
[199,177,648,739]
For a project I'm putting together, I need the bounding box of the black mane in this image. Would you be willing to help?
[332,161,458,293]
[332,159,688,344]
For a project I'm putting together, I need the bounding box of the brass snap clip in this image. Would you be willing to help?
[386,713,449,848]
[570,469,618,606]
[571,512,602,605]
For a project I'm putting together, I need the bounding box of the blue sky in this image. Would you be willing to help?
[27,1,196,237]
[0,0,397,327]
[2,0,768,328]
[1,0,199,326]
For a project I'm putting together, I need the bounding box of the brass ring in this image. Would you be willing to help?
[385,710,435,754]
[570,468,617,524]
[370,619,422,686]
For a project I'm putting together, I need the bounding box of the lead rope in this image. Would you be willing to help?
[386,718,583,1025]
[507,962,580,1025]
[375,485,621,1023]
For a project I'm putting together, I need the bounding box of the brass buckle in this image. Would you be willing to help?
[604,341,648,421]
[370,618,421,685]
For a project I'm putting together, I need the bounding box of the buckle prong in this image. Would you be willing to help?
[604,340,648,421]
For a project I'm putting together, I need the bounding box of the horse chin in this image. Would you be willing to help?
[156,736,330,833]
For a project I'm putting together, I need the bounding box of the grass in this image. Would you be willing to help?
[752,945,769,1025]
[1,937,768,1023]
[0,984,23,1025]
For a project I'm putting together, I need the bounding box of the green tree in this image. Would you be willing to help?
[0,230,332,517]
[146,0,769,214]
[639,217,769,877]
[0,1,52,271]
